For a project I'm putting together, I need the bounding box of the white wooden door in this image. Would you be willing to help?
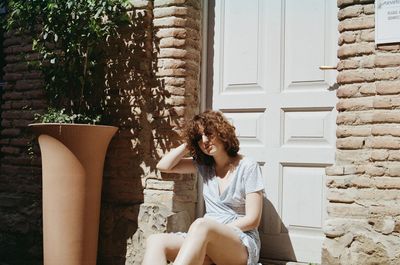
[208,0,338,263]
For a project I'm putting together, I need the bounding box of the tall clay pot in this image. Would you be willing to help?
[29,123,118,265]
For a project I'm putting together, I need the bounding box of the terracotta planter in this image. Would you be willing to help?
[29,123,118,265]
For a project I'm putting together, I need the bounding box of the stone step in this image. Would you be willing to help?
[259,259,316,265]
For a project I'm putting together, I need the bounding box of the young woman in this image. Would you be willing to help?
[142,110,265,265]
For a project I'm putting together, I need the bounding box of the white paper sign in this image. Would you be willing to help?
[375,0,400,44]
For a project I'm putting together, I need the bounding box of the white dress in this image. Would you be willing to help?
[177,157,265,265]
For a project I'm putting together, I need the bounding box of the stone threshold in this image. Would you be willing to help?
[259,259,316,265]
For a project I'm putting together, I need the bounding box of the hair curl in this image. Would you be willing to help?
[182,110,239,166]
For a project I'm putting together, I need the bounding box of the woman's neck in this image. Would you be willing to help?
[214,152,238,177]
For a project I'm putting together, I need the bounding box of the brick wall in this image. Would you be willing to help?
[0,0,202,264]
[0,29,46,264]
[323,1,400,264]
[125,0,202,264]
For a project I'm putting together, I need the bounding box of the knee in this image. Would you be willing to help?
[188,218,213,238]
[146,233,168,251]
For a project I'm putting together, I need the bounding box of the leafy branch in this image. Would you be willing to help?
[5,0,133,123]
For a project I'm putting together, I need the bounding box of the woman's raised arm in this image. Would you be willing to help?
[156,143,197,174]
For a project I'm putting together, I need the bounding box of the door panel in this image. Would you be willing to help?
[209,0,338,263]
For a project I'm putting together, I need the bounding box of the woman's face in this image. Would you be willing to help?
[197,130,225,157]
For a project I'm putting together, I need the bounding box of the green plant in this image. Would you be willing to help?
[5,0,133,123]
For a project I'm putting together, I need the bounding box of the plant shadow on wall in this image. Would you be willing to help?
[97,6,181,265]
[4,1,179,264]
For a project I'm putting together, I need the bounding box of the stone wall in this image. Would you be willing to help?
[323,1,400,264]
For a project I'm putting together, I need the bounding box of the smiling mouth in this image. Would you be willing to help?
[205,145,213,153]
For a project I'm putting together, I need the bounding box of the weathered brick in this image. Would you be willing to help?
[375,55,400,67]
[376,44,400,52]
[363,4,375,15]
[337,84,360,98]
[365,136,400,149]
[374,177,400,189]
[388,150,400,161]
[338,5,363,20]
[327,188,356,203]
[372,96,392,109]
[337,125,371,137]
[359,29,375,42]
[386,165,400,177]
[375,67,400,80]
[376,80,400,95]
[337,43,375,58]
[337,69,375,84]
[156,28,187,39]
[337,137,365,149]
[372,111,400,123]
[157,68,186,77]
[337,97,373,111]
[154,0,200,9]
[154,17,187,28]
[337,59,359,70]
[159,37,186,48]
[359,55,375,68]
[158,48,187,58]
[365,164,385,176]
[336,149,371,163]
[371,150,389,161]
[337,111,374,125]
[327,203,369,218]
[359,83,376,95]
[1,146,21,155]
[338,16,374,32]
[338,32,357,45]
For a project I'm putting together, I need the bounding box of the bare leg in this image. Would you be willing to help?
[174,218,248,265]
[142,233,184,265]
[142,233,214,265]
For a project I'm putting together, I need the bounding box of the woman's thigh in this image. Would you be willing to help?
[149,233,214,265]
[194,218,248,265]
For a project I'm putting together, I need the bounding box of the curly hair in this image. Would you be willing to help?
[182,110,239,166]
